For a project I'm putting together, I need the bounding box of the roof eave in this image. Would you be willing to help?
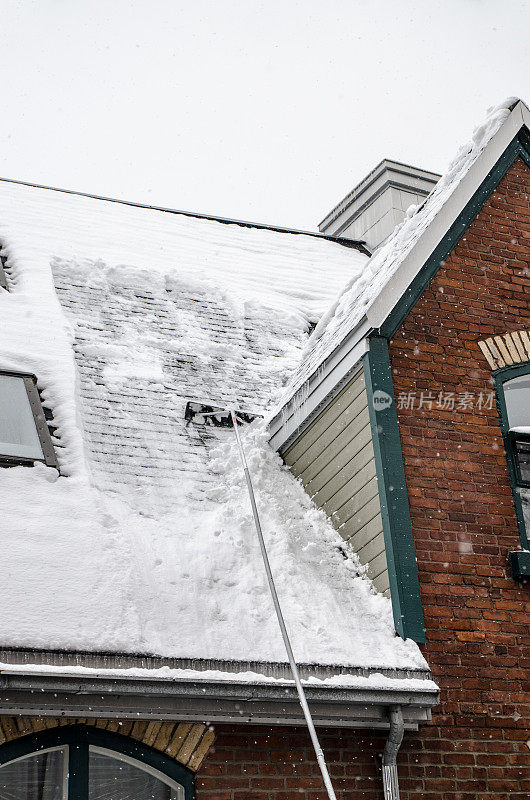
[0,668,439,730]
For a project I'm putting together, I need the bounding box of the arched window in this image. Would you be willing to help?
[0,725,194,800]
[494,364,530,576]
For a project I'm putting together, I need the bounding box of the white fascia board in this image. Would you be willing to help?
[367,101,529,330]
[268,319,371,452]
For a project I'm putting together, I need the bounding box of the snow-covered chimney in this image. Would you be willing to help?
[319,159,440,252]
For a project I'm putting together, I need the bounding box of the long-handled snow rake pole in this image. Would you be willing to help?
[229,410,338,800]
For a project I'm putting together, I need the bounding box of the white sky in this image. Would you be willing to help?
[0,0,528,230]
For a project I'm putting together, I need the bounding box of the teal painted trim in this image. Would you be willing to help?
[380,130,530,339]
[363,337,425,642]
[0,725,194,799]
[492,362,530,552]
[68,741,88,800]
[519,123,530,153]
[509,550,530,579]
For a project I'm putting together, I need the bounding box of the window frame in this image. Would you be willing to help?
[0,251,8,289]
[0,369,57,468]
[0,725,194,800]
[493,362,530,552]
[0,744,68,797]
[506,431,530,489]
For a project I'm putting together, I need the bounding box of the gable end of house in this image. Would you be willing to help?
[275,105,530,644]
[379,124,530,339]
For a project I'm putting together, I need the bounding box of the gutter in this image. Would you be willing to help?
[0,668,438,729]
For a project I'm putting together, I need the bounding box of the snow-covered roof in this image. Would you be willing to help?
[0,180,428,680]
[273,97,528,417]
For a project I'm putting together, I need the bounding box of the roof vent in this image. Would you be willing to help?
[319,159,440,252]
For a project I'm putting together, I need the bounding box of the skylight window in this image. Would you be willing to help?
[0,372,57,467]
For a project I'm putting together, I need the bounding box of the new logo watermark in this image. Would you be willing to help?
[397,390,495,411]
[372,389,393,411]
[371,389,495,413]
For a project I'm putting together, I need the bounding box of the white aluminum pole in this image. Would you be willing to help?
[229,410,338,800]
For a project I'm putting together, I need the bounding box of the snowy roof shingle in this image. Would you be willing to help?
[0,180,428,677]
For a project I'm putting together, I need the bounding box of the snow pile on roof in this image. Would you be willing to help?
[0,661,438,693]
[0,182,426,672]
[277,97,520,406]
[0,426,425,669]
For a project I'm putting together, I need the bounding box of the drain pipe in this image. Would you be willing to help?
[382,706,404,800]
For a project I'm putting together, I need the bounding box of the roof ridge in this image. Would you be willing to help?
[0,175,369,253]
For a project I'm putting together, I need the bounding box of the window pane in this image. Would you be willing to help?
[0,375,44,459]
[0,748,66,800]
[504,374,530,429]
[514,438,530,484]
[89,749,181,800]
[520,487,530,541]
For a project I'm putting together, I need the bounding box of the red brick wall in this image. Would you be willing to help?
[196,724,386,800]
[196,718,530,799]
[387,157,530,797]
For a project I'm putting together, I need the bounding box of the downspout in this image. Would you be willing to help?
[382,705,404,800]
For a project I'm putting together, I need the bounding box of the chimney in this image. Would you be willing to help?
[319,159,440,252]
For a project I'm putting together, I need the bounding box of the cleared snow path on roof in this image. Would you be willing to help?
[0,181,425,671]
[277,97,520,408]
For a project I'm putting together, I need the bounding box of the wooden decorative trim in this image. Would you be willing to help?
[0,716,214,773]
[478,330,530,370]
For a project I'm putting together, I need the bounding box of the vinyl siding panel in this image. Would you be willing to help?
[283,378,367,465]
[310,440,374,507]
[289,414,372,486]
[284,370,389,596]
[284,393,369,475]
[341,495,381,539]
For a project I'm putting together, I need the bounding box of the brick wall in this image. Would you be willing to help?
[387,157,530,796]
[196,718,530,800]
[196,724,387,800]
